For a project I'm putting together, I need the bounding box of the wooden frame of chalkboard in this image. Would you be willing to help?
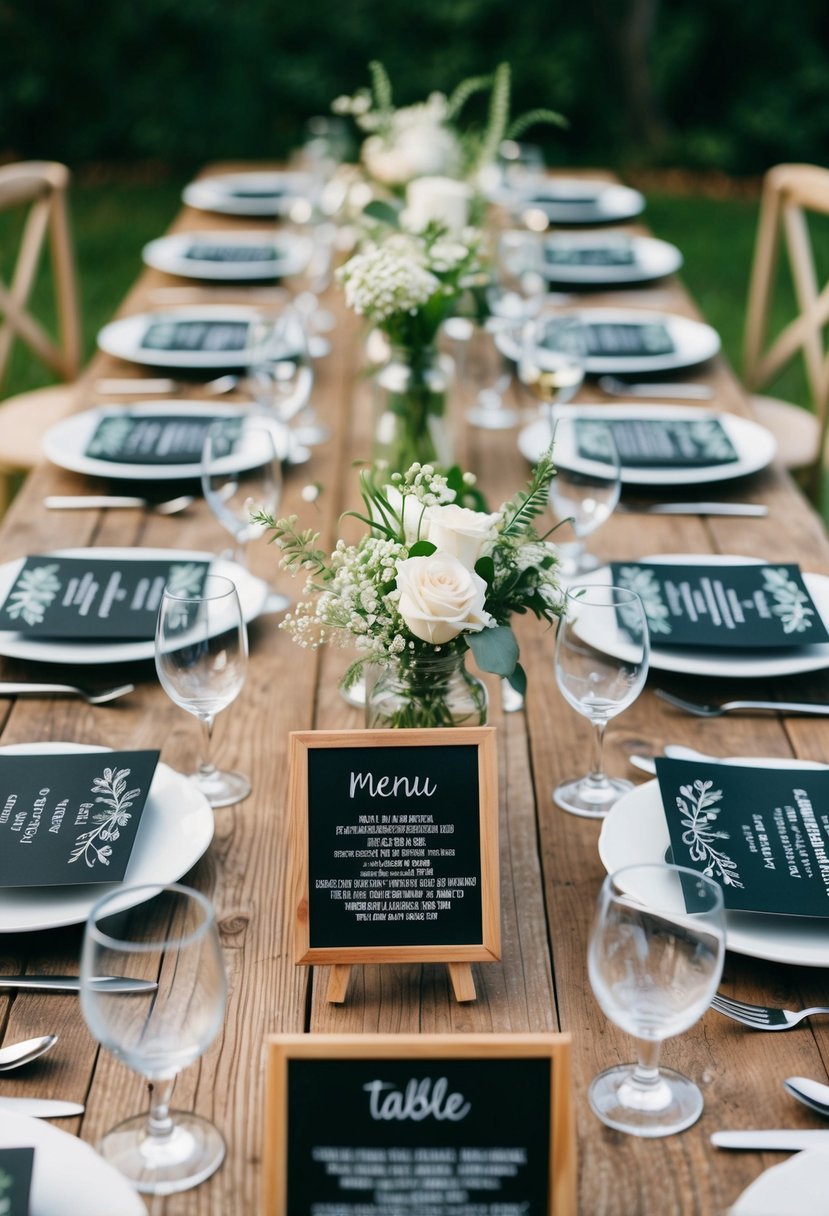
[288,727,500,1004]
[264,1033,576,1216]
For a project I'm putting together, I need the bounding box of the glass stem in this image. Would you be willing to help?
[630,1038,663,1091]
[146,1076,176,1141]
[588,719,609,787]
[199,715,217,782]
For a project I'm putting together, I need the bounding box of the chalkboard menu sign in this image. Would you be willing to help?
[264,1034,576,1216]
[289,729,500,1002]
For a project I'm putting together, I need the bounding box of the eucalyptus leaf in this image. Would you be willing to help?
[468,624,519,676]
[507,662,527,696]
[363,199,401,227]
[408,540,437,557]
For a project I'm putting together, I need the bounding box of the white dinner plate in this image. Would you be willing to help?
[0,548,268,666]
[496,306,721,376]
[730,1149,829,1214]
[97,305,260,371]
[541,233,682,286]
[182,170,314,217]
[43,401,278,482]
[496,177,645,226]
[0,1110,147,1214]
[142,229,312,281]
[587,554,829,678]
[598,759,829,967]
[518,404,777,486]
[0,742,213,934]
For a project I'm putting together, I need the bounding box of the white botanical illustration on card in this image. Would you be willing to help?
[575,422,615,463]
[676,778,743,888]
[615,565,672,635]
[69,766,139,869]
[0,1165,12,1216]
[688,420,735,461]
[87,416,135,458]
[3,563,62,626]
[761,566,816,634]
[163,563,208,629]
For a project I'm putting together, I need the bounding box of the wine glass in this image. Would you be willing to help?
[80,882,227,1193]
[588,863,726,1136]
[155,573,250,807]
[201,419,282,569]
[554,583,649,817]
[518,311,586,421]
[247,308,315,451]
[549,415,621,578]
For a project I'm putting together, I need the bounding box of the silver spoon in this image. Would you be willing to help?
[784,1076,829,1118]
[0,1034,58,1071]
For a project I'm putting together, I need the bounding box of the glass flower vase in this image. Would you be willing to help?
[373,343,454,473]
[366,648,487,729]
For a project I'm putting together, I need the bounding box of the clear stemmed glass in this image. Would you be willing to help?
[80,882,227,1193]
[588,864,726,1137]
[155,574,250,808]
[548,415,621,578]
[247,308,315,452]
[518,310,586,422]
[201,419,282,570]
[554,584,649,817]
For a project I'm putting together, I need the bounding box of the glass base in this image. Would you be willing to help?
[466,403,520,430]
[553,774,633,818]
[589,1064,703,1137]
[98,1110,225,1195]
[191,768,251,808]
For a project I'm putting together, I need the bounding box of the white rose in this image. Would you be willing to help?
[377,485,429,546]
[424,504,501,570]
[395,553,493,645]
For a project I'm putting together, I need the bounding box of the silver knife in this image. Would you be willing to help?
[618,502,768,517]
[0,975,157,993]
[0,1097,84,1118]
[45,496,152,510]
[711,1129,829,1150]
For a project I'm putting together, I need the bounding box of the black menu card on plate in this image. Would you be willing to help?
[610,562,829,648]
[85,414,241,465]
[0,556,209,638]
[140,319,249,354]
[546,243,636,268]
[574,417,738,467]
[656,757,829,916]
[185,242,278,264]
[0,1148,34,1216]
[0,750,159,887]
[583,321,674,357]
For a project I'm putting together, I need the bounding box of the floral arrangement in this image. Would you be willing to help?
[255,453,562,715]
[333,61,564,192]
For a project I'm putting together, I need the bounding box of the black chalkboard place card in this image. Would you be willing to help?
[574,417,738,468]
[0,555,209,639]
[140,318,249,355]
[656,756,829,917]
[85,414,241,465]
[265,1033,576,1216]
[0,749,159,887]
[288,728,499,1004]
[0,1147,34,1216]
[610,561,829,649]
[583,321,674,358]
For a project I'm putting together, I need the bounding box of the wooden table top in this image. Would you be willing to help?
[2,167,829,1215]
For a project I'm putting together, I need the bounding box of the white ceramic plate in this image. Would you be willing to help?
[142,229,312,280]
[43,401,279,482]
[0,548,268,666]
[97,305,260,371]
[496,307,722,376]
[0,742,213,934]
[182,170,314,217]
[541,233,682,286]
[598,759,829,967]
[497,177,645,226]
[518,404,777,486]
[730,1149,829,1214]
[0,1110,147,1214]
[588,555,829,678]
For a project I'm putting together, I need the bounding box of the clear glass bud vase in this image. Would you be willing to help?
[366,648,487,729]
[373,343,454,473]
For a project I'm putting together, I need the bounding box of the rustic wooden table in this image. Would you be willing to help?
[1,169,829,1215]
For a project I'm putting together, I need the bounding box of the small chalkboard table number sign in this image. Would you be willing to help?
[288,728,500,1004]
[264,1033,576,1216]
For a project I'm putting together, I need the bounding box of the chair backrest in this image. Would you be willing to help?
[0,160,81,390]
[744,163,829,459]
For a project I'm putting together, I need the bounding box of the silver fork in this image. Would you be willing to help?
[0,682,134,705]
[711,992,829,1030]
[655,689,829,717]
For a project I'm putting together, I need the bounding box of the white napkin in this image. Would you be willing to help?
[0,1111,146,1216]
[729,1150,829,1215]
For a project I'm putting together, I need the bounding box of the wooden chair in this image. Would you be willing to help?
[0,161,81,512]
[744,163,829,503]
